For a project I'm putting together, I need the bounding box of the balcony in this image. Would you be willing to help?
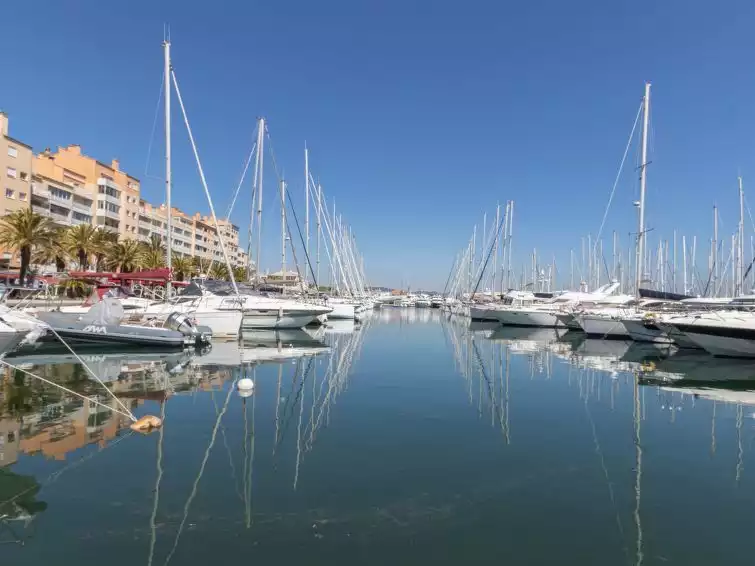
[97,177,121,191]
[72,198,92,214]
[97,193,120,207]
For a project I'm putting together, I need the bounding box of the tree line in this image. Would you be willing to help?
[0,209,248,284]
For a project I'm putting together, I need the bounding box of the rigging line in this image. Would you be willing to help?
[594,101,643,257]
[147,398,167,566]
[46,326,136,421]
[0,359,133,420]
[583,399,629,559]
[285,216,307,294]
[285,189,319,288]
[163,380,234,566]
[144,69,166,179]
[470,214,506,300]
[171,68,239,295]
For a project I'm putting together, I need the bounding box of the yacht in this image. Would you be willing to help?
[661,310,755,358]
[128,280,331,334]
[414,294,432,308]
[574,296,657,338]
[497,282,622,328]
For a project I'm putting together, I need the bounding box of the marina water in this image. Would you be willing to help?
[2,308,755,565]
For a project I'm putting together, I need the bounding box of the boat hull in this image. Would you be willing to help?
[496,309,564,328]
[623,319,674,344]
[241,310,318,330]
[671,324,755,358]
[469,306,501,322]
[578,314,630,338]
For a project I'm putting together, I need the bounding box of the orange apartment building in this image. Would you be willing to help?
[0,116,249,270]
[0,112,33,267]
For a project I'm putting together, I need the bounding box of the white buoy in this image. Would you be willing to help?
[237,378,255,398]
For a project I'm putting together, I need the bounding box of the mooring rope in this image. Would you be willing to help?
[45,326,136,421]
[0,359,134,421]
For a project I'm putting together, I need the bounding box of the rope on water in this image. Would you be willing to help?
[0,359,135,421]
[45,326,136,421]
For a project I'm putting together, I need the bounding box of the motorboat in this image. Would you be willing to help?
[660,311,755,358]
[35,298,211,349]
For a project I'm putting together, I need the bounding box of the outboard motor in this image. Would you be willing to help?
[165,312,212,348]
[166,312,195,334]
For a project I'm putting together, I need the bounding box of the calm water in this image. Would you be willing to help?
[2,308,755,564]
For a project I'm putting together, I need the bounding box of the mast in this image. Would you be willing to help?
[713,204,718,296]
[305,144,310,260]
[738,176,745,296]
[316,182,322,289]
[506,200,514,289]
[635,82,651,297]
[682,235,687,295]
[256,117,266,281]
[163,37,172,298]
[280,179,286,278]
[492,204,500,295]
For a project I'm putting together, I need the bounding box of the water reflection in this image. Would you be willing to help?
[2,309,755,564]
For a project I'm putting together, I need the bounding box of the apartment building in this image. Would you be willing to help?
[137,201,249,267]
[37,144,141,237]
[0,112,34,267]
[32,153,94,227]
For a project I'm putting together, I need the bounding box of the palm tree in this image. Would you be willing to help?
[92,229,118,271]
[0,209,54,283]
[62,224,98,270]
[232,265,247,283]
[192,255,211,277]
[171,254,193,282]
[207,262,229,280]
[106,239,142,273]
[139,234,166,269]
[33,226,68,272]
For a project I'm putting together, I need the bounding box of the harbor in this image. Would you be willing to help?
[2,308,755,565]
[3,1,755,564]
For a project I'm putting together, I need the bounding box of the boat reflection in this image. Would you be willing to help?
[193,330,330,367]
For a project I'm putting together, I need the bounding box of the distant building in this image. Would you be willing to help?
[0,112,34,267]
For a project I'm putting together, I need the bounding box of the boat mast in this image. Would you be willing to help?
[682,235,688,294]
[713,204,718,296]
[280,179,286,280]
[256,117,266,282]
[305,144,310,261]
[163,37,172,298]
[506,201,514,291]
[492,203,500,295]
[737,176,745,296]
[316,182,322,289]
[635,82,651,297]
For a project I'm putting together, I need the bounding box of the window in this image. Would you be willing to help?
[5,189,14,199]
[19,172,27,181]
[7,146,17,158]
[19,192,26,201]
[6,167,16,178]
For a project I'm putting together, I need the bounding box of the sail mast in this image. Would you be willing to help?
[635,83,651,297]
[163,36,172,298]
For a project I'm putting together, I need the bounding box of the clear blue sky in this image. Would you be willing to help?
[3,0,755,289]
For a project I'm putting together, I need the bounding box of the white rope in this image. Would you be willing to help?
[144,69,166,179]
[163,380,234,566]
[45,326,136,421]
[0,359,134,420]
[205,141,257,278]
[171,68,239,296]
[594,101,644,256]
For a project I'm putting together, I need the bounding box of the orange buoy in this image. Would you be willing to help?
[130,415,163,433]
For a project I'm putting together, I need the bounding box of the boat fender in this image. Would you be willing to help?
[237,378,255,398]
[130,415,163,433]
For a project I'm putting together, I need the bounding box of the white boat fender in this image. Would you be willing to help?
[237,378,255,398]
